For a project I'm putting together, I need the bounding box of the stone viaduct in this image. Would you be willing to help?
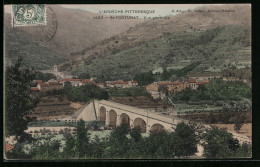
[73,100,188,133]
[65,100,251,144]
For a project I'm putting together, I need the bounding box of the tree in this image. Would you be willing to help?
[5,57,36,139]
[174,122,198,157]
[104,125,130,158]
[76,119,90,158]
[130,126,142,142]
[203,126,241,158]
[63,133,76,158]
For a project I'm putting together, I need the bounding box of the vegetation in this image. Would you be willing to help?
[5,57,36,139]
[34,71,57,82]
[133,71,156,86]
[5,27,65,70]
[7,122,251,159]
[75,25,250,80]
[203,126,251,158]
[63,83,109,102]
[160,61,201,80]
[108,87,149,97]
[6,122,200,159]
[133,61,200,86]
[172,79,251,102]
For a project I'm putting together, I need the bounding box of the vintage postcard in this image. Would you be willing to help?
[4,4,252,160]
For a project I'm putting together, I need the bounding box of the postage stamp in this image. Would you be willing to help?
[11,4,46,27]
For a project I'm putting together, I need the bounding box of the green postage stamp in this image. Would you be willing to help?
[11,4,46,27]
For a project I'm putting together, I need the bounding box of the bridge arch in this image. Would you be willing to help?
[133,118,146,133]
[120,113,130,128]
[99,106,106,122]
[150,123,165,133]
[109,110,117,128]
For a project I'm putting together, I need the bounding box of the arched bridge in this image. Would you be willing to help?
[74,100,188,133]
[68,100,251,144]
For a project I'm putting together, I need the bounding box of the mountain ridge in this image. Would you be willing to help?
[58,4,251,73]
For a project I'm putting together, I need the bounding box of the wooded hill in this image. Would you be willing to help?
[4,5,142,69]
[59,4,251,77]
[72,25,250,81]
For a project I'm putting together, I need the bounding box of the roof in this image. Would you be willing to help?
[5,144,14,152]
[59,78,82,82]
[82,79,95,84]
[158,82,181,86]
[131,81,138,83]
[188,79,196,83]
[48,82,63,85]
[30,87,40,91]
[96,83,105,85]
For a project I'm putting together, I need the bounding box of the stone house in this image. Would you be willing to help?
[158,82,189,95]
[188,79,210,90]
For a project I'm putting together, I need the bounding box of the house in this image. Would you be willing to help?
[146,81,189,99]
[5,144,14,152]
[187,72,221,81]
[188,79,197,90]
[146,83,159,92]
[59,78,96,86]
[158,81,189,94]
[30,87,40,92]
[59,78,83,86]
[110,80,138,88]
[35,80,63,93]
[81,79,96,86]
[188,79,210,90]
[95,83,105,88]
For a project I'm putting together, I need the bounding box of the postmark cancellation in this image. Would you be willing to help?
[11,4,46,27]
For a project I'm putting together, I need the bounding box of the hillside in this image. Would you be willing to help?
[59,4,251,74]
[72,25,250,80]
[4,5,142,69]
[4,25,65,70]
[30,95,78,121]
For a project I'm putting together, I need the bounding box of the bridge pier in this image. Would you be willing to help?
[116,114,121,127]
[105,111,110,127]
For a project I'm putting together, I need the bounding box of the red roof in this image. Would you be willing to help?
[59,78,82,82]
[188,79,196,83]
[5,144,14,152]
[96,83,105,85]
[48,82,63,85]
[197,81,210,85]
[131,81,138,83]
[158,82,181,86]
[30,87,40,91]
[82,79,95,84]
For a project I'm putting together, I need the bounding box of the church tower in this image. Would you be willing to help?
[54,65,58,76]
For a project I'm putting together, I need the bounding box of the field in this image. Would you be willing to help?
[212,123,252,137]
[175,103,222,114]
